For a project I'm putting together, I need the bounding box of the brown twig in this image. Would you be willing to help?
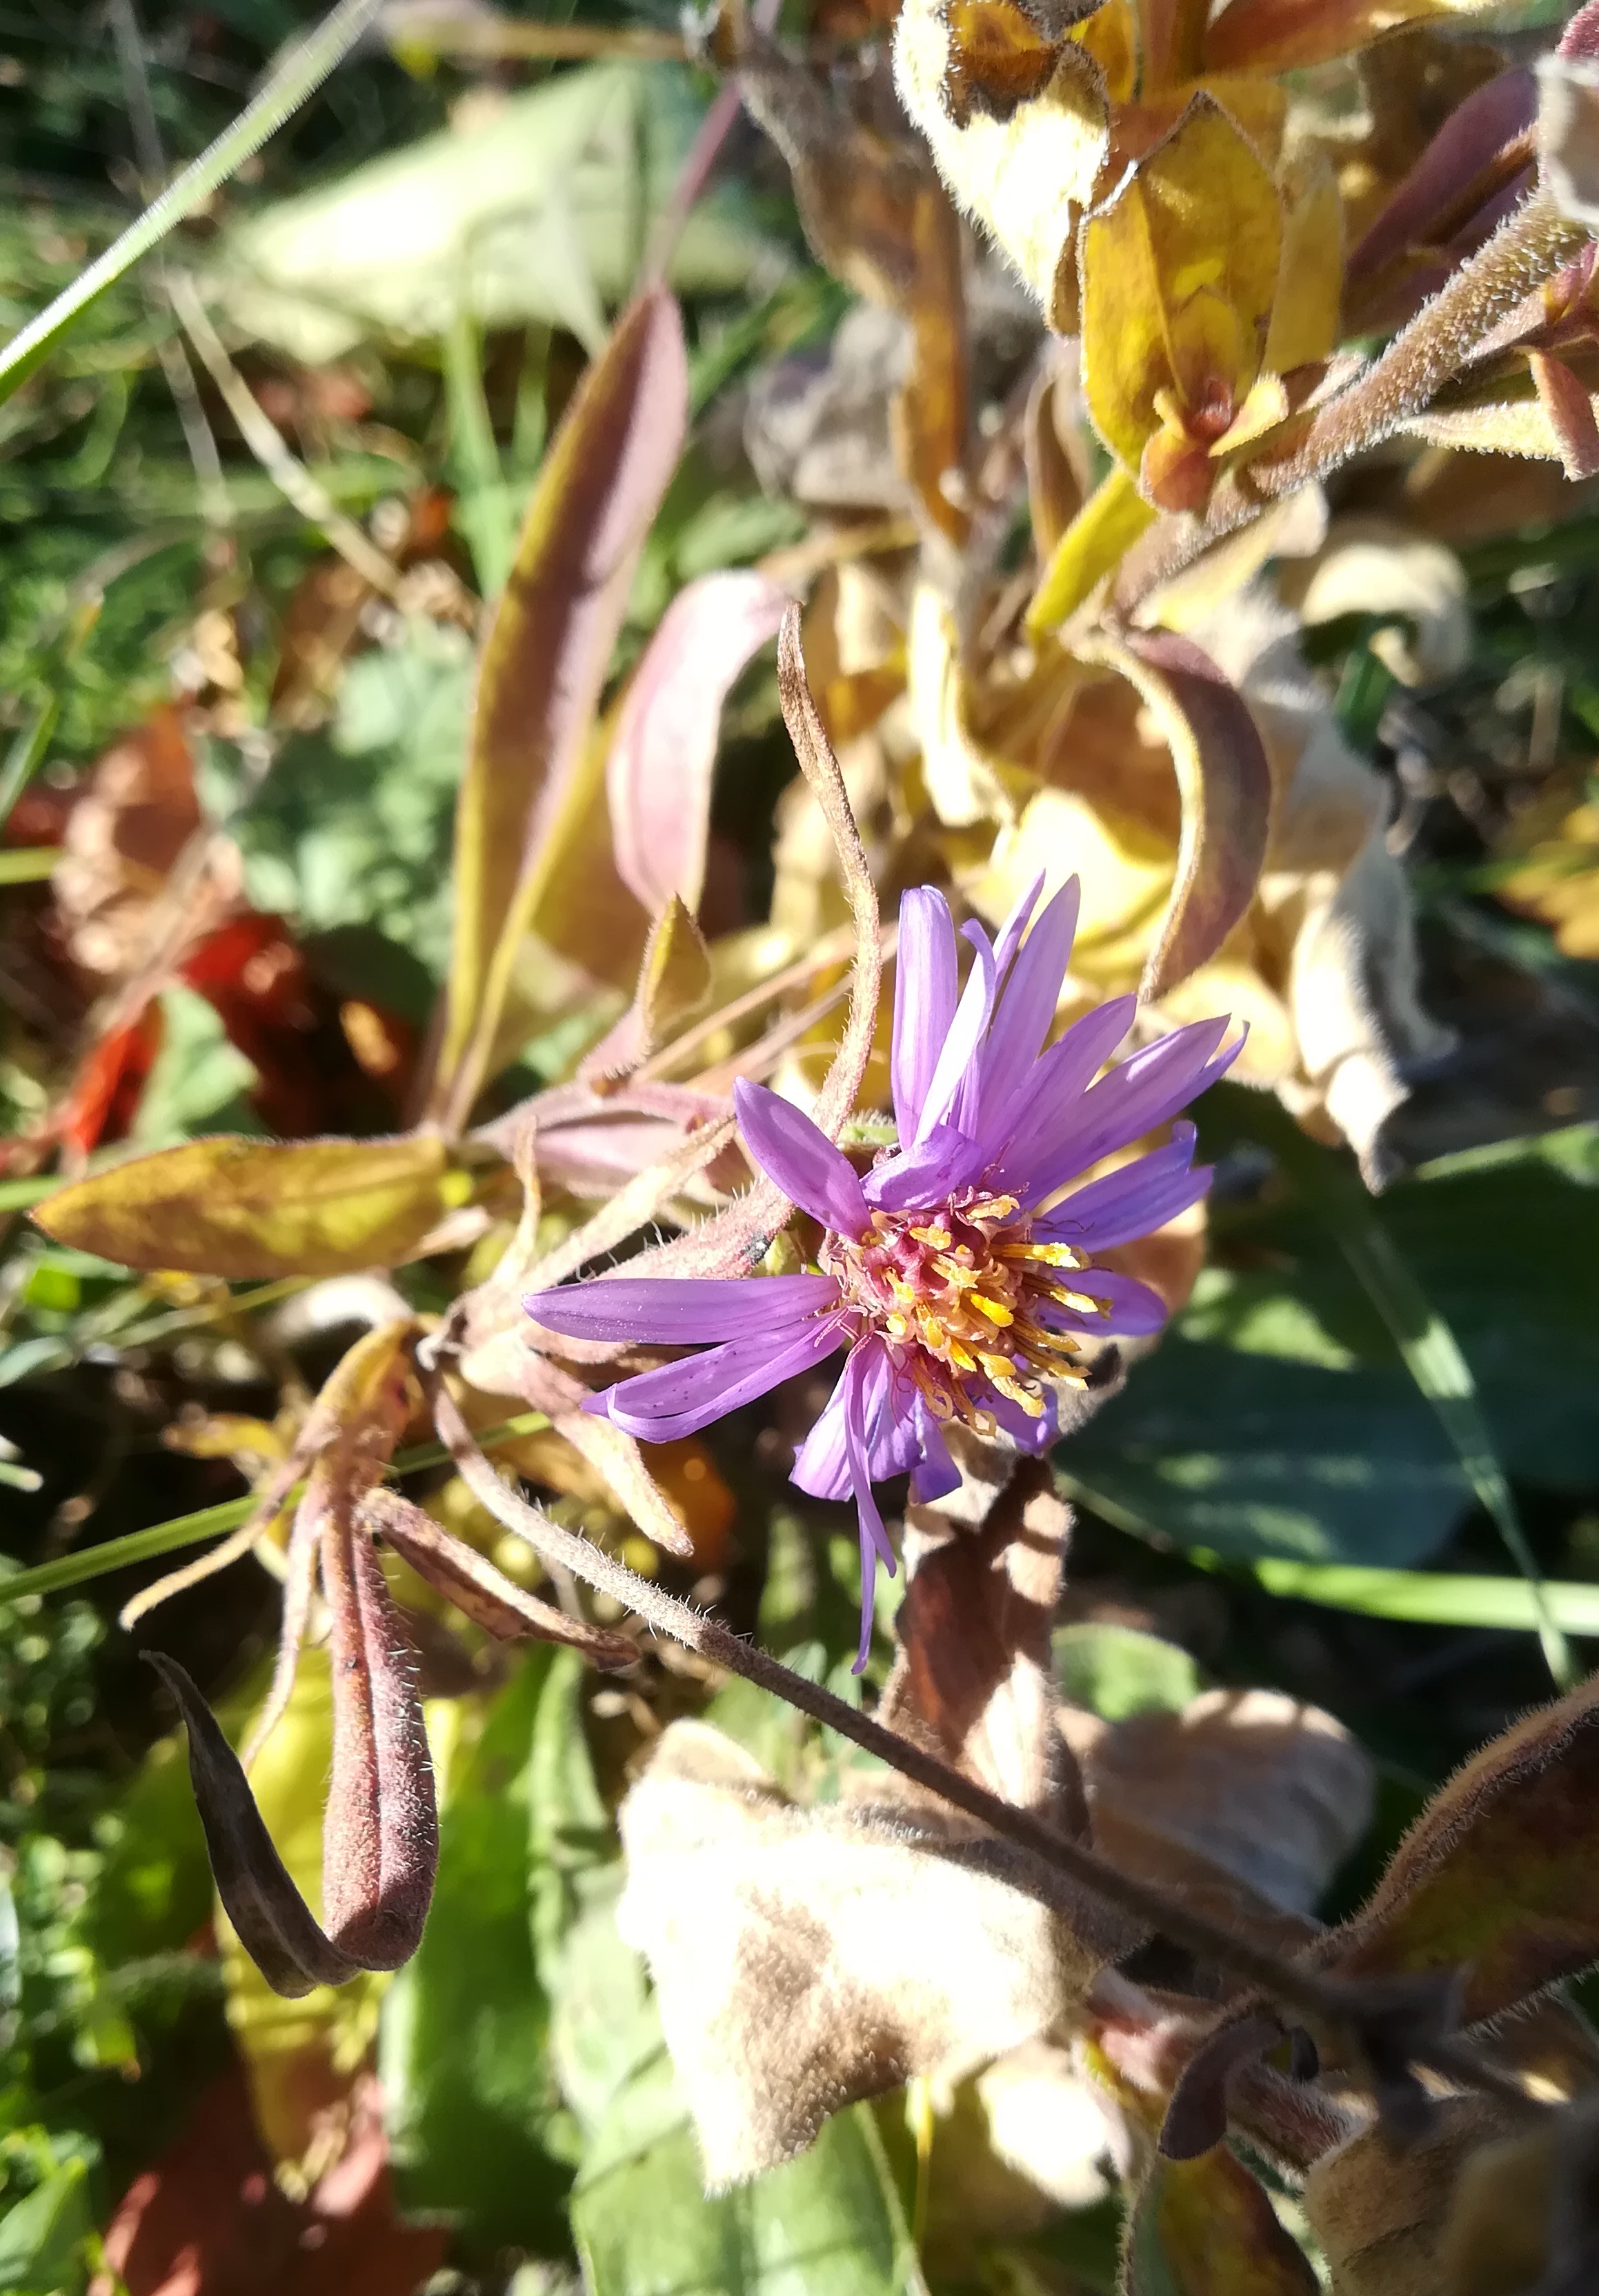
[1115,188,1590,614]
[429,1379,1545,2126]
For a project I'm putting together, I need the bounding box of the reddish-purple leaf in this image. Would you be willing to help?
[607,571,791,916]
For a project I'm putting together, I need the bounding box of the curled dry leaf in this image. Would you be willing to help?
[1078,629,1274,1001]
[1202,0,1509,76]
[1540,54,1599,232]
[616,1718,1118,2189]
[605,570,791,917]
[148,1620,435,1999]
[1327,1668,1599,2026]
[33,1132,465,1278]
[429,284,689,1131]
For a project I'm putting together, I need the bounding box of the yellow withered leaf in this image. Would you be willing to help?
[1027,463,1156,635]
[34,1133,466,1278]
[1264,152,1344,374]
[893,0,1109,332]
[1080,93,1283,482]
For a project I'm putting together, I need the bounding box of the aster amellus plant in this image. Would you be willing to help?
[527,877,1238,1664]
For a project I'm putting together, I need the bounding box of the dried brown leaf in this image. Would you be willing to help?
[880,1459,1089,1830]
[616,1718,1111,2188]
[1304,2096,1521,2296]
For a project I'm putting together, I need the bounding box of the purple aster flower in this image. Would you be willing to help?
[526,878,1239,1670]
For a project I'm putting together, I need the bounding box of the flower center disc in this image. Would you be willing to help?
[820,1192,1104,1431]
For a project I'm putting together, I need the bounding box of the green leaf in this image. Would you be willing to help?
[1053,1622,1201,1721]
[0,2158,95,2295]
[379,1648,584,2248]
[572,2097,927,2296]
[1062,1338,1464,1568]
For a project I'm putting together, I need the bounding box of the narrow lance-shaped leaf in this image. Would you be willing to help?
[1080,630,1272,1000]
[1123,2144,1320,2296]
[430,286,689,1132]
[33,1134,463,1279]
[361,1486,637,1666]
[1203,0,1506,75]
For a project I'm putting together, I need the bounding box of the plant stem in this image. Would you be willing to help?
[431,1382,1544,2124]
[1116,188,1591,614]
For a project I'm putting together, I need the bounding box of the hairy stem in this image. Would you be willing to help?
[431,1381,1542,2124]
[1116,188,1590,613]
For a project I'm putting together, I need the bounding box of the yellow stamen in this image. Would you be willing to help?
[944,1338,978,1374]
[909,1223,953,1249]
[997,1240,1084,1269]
[1048,1286,1107,1316]
[933,1255,979,1290]
[968,1292,1014,1327]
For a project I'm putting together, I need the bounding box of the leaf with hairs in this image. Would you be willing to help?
[1328,1670,1599,2023]
[1124,2143,1318,2296]
[33,1133,464,1277]
[429,286,688,1129]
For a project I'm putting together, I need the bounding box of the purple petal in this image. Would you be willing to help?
[863,1124,990,1211]
[984,1382,1057,1454]
[595,1314,847,1442]
[918,924,997,1141]
[991,872,1044,988]
[971,877,1081,1134]
[791,1361,853,1501]
[909,1405,960,1502]
[734,1079,870,1238]
[1013,1019,1238,1206]
[1035,1267,1169,1336]
[1037,1124,1211,1250]
[526,1272,839,1345]
[891,888,960,1143]
[985,995,1137,1182]
[842,1350,897,1673]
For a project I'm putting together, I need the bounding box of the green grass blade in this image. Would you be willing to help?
[0,695,59,828]
[1055,1466,1599,1643]
[1325,1184,1573,1689]
[0,1410,550,1607]
[444,310,516,597]
[0,0,386,404]
[0,848,61,886]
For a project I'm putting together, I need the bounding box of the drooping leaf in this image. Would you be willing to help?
[1329,1669,1599,2023]
[606,570,790,915]
[616,1719,1118,2187]
[1029,465,1157,635]
[430,286,688,1129]
[1079,630,1272,999]
[33,1133,463,1277]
